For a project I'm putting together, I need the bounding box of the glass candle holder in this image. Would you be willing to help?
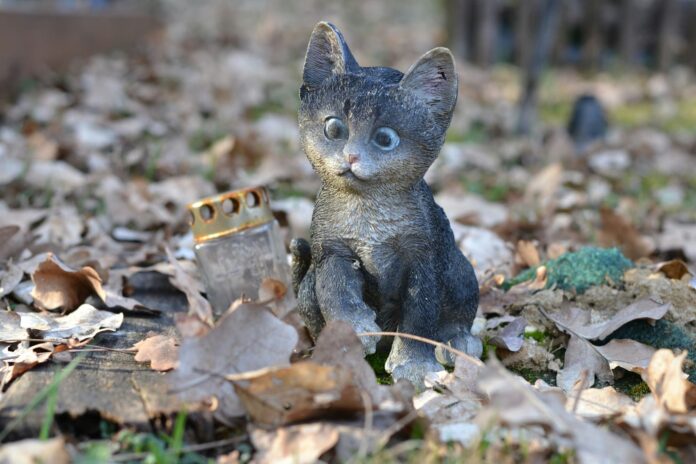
[188,186,295,318]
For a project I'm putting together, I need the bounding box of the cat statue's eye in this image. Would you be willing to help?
[372,127,400,151]
[324,117,349,141]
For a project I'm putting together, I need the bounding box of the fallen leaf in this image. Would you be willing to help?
[489,317,527,352]
[250,422,340,464]
[0,310,27,341]
[134,335,179,371]
[516,240,541,268]
[234,362,364,427]
[479,359,646,464]
[557,335,613,393]
[598,207,654,260]
[645,349,695,414]
[0,437,70,464]
[166,248,213,325]
[594,339,656,375]
[568,386,635,420]
[544,298,671,341]
[311,321,381,401]
[258,278,287,303]
[1,342,57,389]
[523,162,563,214]
[656,259,692,281]
[20,304,123,341]
[170,301,297,421]
[0,263,24,299]
[30,253,105,312]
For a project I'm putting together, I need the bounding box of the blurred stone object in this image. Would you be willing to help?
[567,94,608,153]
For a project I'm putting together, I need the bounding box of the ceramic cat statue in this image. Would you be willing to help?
[291,22,482,386]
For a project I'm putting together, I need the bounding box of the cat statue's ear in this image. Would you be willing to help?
[400,48,458,126]
[302,22,360,89]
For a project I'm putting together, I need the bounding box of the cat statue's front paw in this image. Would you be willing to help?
[349,317,382,355]
[434,332,483,367]
[387,359,444,390]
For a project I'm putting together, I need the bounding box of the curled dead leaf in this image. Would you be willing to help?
[645,349,696,414]
[656,259,692,281]
[133,335,179,372]
[170,301,297,421]
[234,361,364,427]
[30,253,105,312]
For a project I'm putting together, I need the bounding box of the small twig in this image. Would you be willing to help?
[356,331,484,367]
[375,409,420,450]
[354,390,374,461]
[571,369,590,414]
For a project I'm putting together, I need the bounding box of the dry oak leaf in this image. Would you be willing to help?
[170,300,297,421]
[0,437,70,464]
[30,253,105,312]
[545,298,671,341]
[656,259,693,281]
[165,247,213,325]
[479,359,646,464]
[234,361,364,427]
[557,334,613,393]
[568,386,635,421]
[594,339,656,375]
[250,422,340,464]
[645,349,696,414]
[20,304,123,341]
[489,317,527,352]
[134,335,179,371]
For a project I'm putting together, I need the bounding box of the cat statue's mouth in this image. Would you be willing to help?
[337,167,365,181]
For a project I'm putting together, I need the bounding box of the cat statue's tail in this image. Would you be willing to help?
[290,238,312,296]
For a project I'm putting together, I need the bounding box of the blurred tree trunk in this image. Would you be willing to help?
[515,0,537,69]
[657,0,678,71]
[581,0,602,70]
[517,0,562,135]
[475,0,499,67]
[445,0,471,62]
[619,0,638,67]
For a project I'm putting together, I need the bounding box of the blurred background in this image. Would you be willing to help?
[1,0,695,274]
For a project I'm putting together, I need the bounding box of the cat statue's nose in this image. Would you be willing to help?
[347,154,360,165]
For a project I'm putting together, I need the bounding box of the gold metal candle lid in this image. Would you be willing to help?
[188,186,273,243]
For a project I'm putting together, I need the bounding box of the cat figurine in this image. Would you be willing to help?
[291,22,481,386]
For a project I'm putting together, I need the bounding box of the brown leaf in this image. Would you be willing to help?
[479,359,646,463]
[250,422,340,464]
[30,253,105,312]
[235,361,364,427]
[258,278,287,303]
[0,437,70,464]
[516,240,541,268]
[0,310,27,341]
[170,301,297,421]
[311,321,381,401]
[598,207,654,260]
[134,335,179,371]
[19,304,123,341]
[0,263,24,299]
[594,339,656,375]
[656,259,692,281]
[557,335,613,393]
[645,349,695,414]
[568,386,635,420]
[489,317,527,352]
[544,298,670,341]
[1,342,56,389]
[165,248,213,325]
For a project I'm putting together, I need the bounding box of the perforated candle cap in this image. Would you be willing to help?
[188,186,273,243]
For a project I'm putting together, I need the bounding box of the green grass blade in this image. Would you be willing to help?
[39,385,59,440]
